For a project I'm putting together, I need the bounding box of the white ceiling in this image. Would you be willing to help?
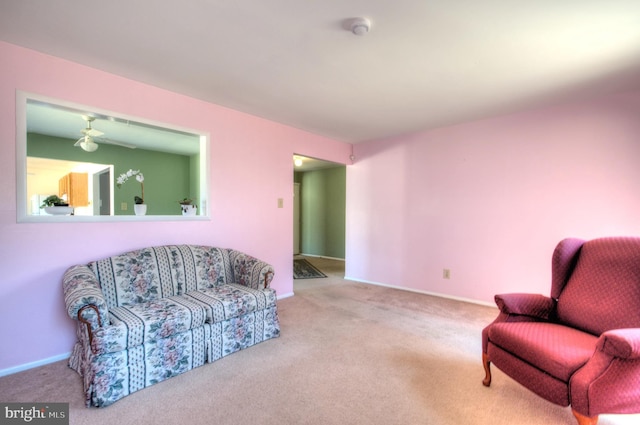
[2,1,640,144]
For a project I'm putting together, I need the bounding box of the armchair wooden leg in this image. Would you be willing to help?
[572,410,598,425]
[482,352,492,387]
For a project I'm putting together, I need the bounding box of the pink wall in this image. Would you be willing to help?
[0,42,351,373]
[346,91,640,304]
[5,39,640,375]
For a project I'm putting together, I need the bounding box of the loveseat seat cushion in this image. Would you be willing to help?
[488,322,597,382]
[92,295,206,354]
[184,283,277,324]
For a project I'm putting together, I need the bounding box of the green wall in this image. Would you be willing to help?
[296,167,346,259]
[27,133,195,215]
[189,152,200,207]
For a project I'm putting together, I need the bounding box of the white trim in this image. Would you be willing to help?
[298,253,345,262]
[0,352,70,377]
[277,291,294,300]
[344,276,497,308]
[17,214,212,223]
[16,90,212,223]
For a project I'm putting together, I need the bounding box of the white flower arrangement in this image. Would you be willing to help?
[116,169,145,204]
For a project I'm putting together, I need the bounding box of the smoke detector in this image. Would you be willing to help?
[350,17,371,36]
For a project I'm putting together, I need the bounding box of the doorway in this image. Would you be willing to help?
[26,157,113,216]
[293,155,346,260]
[95,167,113,215]
[294,182,301,255]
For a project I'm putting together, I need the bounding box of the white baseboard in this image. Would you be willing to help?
[1,291,295,378]
[277,291,294,300]
[0,280,489,378]
[344,276,496,308]
[0,292,295,378]
[0,352,70,378]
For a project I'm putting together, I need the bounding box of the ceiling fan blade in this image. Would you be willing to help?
[82,128,104,137]
[99,138,137,149]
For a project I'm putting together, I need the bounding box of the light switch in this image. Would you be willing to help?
[277,198,284,208]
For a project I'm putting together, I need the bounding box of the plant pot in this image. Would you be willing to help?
[134,204,147,216]
[44,206,73,216]
[181,204,197,216]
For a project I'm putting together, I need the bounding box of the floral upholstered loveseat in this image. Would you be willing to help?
[63,245,280,407]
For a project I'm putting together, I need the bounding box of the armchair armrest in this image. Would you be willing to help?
[597,328,640,360]
[229,250,275,290]
[482,293,556,355]
[570,328,640,417]
[63,264,109,331]
[494,293,556,320]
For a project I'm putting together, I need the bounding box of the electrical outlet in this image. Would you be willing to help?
[443,269,451,279]
[121,202,128,211]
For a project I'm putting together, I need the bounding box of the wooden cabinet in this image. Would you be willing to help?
[59,172,88,207]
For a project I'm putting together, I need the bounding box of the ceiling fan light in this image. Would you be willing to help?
[80,136,98,152]
[81,142,98,152]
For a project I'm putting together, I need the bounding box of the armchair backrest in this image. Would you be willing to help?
[554,237,640,336]
[550,238,585,300]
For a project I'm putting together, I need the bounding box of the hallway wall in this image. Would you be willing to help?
[295,167,346,259]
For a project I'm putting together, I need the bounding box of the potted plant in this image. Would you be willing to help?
[40,195,73,215]
[116,169,146,215]
[178,198,197,216]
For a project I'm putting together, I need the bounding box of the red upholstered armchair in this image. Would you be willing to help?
[482,237,640,425]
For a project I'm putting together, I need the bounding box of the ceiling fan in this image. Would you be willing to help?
[74,115,136,152]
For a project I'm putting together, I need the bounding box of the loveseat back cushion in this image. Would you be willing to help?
[186,245,233,290]
[91,245,234,308]
[556,237,640,336]
[91,247,182,308]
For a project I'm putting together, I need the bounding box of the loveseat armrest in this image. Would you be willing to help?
[63,265,109,331]
[229,250,275,289]
[494,293,556,320]
[597,328,640,360]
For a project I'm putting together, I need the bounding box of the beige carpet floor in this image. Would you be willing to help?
[1,256,638,425]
